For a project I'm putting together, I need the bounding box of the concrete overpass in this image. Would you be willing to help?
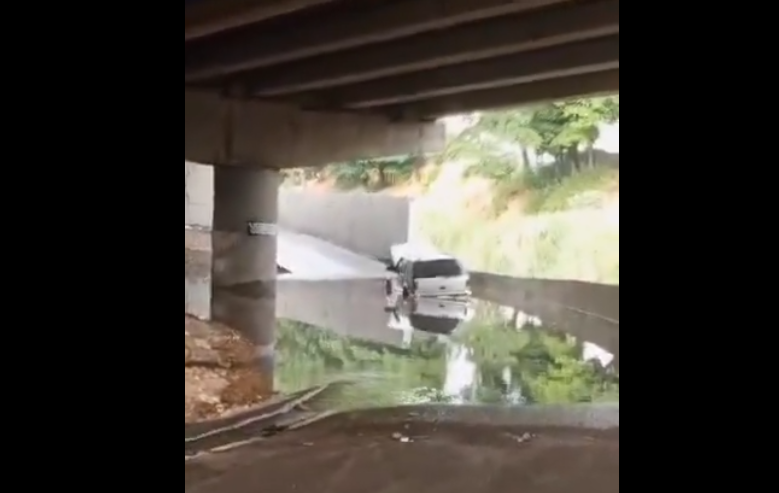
[185,0,619,118]
[184,0,620,367]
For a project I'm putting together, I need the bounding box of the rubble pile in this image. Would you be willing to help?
[185,315,272,423]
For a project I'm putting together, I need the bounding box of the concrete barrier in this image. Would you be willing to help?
[470,272,619,322]
[278,190,410,260]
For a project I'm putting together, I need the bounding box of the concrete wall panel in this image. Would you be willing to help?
[278,190,410,260]
[185,162,213,228]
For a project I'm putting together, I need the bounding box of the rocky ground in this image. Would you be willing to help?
[185,315,274,423]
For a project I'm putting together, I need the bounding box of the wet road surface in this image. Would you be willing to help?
[186,405,619,493]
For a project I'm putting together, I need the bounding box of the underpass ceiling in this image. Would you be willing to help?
[184,0,620,119]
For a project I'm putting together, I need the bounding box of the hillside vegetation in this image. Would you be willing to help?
[415,164,619,282]
[283,97,620,283]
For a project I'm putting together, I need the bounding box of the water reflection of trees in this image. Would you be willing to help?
[455,308,619,405]
[277,320,448,408]
[276,312,619,409]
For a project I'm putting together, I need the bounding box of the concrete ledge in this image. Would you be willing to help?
[470,272,619,322]
[185,90,445,168]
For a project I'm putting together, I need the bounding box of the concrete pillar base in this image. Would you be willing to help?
[211,165,280,390]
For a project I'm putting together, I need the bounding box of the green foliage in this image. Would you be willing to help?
[327,156,418,191]
[415,193,619,283]
[443,96,619,215]
[525,167,618,213]
[443,109,541,173]
[281,168,322,187]
[276,320,448,409]
[531,97,619,152]
[448,97,619,170]
[453,315,619,405]
[280,96,619,221]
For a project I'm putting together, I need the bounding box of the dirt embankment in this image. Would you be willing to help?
[185,315,273,423]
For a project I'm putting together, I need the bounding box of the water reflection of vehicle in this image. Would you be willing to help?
[390,242,470,298]
[386,287,472,339]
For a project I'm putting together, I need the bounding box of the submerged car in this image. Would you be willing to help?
[390,242,470,298]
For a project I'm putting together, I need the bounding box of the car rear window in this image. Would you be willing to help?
[411,259,464,279]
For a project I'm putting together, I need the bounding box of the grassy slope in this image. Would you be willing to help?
[405,165,620,283]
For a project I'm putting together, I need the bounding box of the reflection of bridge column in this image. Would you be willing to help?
[211,166,279,391]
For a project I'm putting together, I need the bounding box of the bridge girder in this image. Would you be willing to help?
[185,0,620,119]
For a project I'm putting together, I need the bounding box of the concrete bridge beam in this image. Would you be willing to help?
[184,90,444,169]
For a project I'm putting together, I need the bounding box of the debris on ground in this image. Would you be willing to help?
[185,315,273,423]
[185,384,339,460]
[186,232,277,423]
[504,431,536,444]
[392,432,413,443]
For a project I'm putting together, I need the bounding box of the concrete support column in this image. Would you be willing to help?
[211,165,280,389]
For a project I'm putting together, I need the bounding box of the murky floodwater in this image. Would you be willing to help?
[274,297,619,412]
[186,242,618,412]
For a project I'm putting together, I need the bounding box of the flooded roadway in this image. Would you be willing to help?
[185,244,619,492]
[272,298,619,411]
[185,282,619,408]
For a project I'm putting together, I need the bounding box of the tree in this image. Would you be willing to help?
[542,97,620,171]
[441,96,619,185]
[326,155,418,190]
[444,109,542,177]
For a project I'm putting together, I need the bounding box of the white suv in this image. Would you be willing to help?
[390,242,471,299]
